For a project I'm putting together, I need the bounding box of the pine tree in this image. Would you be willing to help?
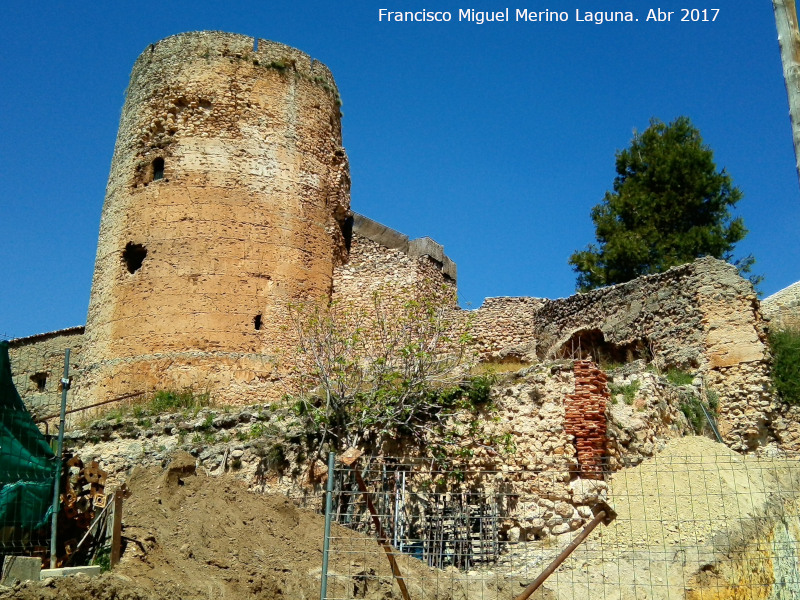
[569,116,755,291]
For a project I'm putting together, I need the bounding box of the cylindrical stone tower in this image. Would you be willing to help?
[83,32,350,404]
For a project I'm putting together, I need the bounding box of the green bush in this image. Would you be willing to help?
[769,328,800,405]
[680,394,707,434]
[464,374,495,406]
[609,380,640,405]
[92,547,111,572]
[150,389,210,414]
[666,369,694,386]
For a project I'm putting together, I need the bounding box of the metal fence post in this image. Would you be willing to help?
[320,451,335,600]
[49,348,70,569]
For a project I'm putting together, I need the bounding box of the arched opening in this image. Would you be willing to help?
[253,314,263,331]
[555,328,649,365]
[152,157,165,181]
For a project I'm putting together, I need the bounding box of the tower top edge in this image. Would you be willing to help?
[131,31,337,89]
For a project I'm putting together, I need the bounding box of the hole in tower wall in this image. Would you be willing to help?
[152,157,165,181]
[253,38,258,52]
[122,242,148,274]
[340,216,354,252]
[253,314,263,331]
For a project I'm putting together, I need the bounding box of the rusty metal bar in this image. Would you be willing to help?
[35,390,146,423]
[353,470,412,600]
[514,501,616,600]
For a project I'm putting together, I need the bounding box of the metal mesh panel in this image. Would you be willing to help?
[321,449,800,599]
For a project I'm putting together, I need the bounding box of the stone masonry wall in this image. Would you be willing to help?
[760,281,800,452]
[332,214,457,312]
[761,280,800,331]
[81,32,350,407]
[8,327,85,418]
[55,359,694,542]
[469,297,543,360]
[468,258,773,451]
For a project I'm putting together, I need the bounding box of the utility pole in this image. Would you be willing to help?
[773,0,800,189]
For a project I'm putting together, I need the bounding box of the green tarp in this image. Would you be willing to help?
[0,341,55,535]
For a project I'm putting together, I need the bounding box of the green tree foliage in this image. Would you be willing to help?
[769,328,800,405]
[287,286,481,453]
[569,116,755,291]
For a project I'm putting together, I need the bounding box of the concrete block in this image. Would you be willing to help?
[2,556,41,585]
[352,213,409,251]
[442,255,457,281]
[409,237,444,263]
[40,565,102,579]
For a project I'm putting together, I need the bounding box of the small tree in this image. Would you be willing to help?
[287,286,477,453]
[569,116,757,291]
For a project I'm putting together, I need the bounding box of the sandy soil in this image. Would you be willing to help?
[0,452,525,600]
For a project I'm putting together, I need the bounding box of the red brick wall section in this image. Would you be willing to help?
[565,360,609,480]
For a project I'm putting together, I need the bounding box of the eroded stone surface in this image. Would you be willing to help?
[82,32,350,405]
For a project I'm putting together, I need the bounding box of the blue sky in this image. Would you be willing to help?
[1,1,798,339]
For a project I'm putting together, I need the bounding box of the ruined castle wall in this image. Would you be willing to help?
[8,327,85,417]
[468,297,543,360]
[533,261,716,367]
[470,258,773,451]
[760,281,800,452]
[694,268,773,450]
[761,281,800,331]
[58,359,694,541]
[82,32,350,406]
[331,214,457,313]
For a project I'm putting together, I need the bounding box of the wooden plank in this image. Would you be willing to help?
[354,471,412,600]
[110,493,123,567]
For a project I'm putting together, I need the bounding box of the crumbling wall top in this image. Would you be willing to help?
[130,31,338,92]
[761,280,800,329]
[352,213,457,280]
[8,326,85,348]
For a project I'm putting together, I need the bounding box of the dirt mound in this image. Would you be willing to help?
[2,453,521,600]
[3,452,324,599]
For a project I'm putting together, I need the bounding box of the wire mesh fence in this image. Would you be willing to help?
[320,442,800,600]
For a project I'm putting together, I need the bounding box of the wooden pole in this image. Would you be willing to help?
[514,501,616,600]
[773,0,800,189]
[110,493,123,567]
[353,471,412,600]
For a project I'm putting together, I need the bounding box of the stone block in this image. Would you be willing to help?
[40,566,102,579]
[352,214,409,251]
[1,556,41,585]
[408,237,444,263]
